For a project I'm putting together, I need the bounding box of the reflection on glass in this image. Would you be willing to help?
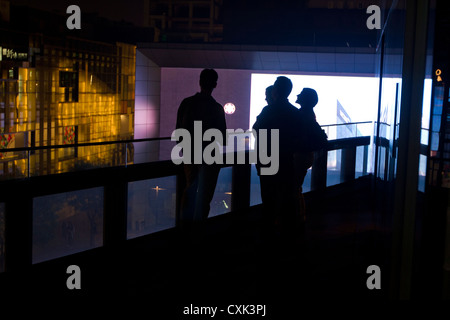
[159,140,179,162]
[377,147,386,180]
[0,203,4,273]
[29,143,128,177]
[209,167,232,217]
[0,151,28,181]
[131,141,161,164]
[250,164,262,206]
[127,176,176,239]
[356,122,374,137]
[32,187,104,264]
[336,123,357,139]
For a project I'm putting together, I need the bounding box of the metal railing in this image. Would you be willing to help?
[0,137,170,179]
[0,130,372,273]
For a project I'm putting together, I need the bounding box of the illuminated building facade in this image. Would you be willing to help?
[0,31,136,178]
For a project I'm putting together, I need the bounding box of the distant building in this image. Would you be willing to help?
[306,0,381,10]
[147,0,224,42]
[0,29,136,177]
[0,0,10,23]
[337,99,355,138]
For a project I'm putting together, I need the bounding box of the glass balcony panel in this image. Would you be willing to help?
[127,175,177,239]
[209,167,232,217]
[301,168,312,193]
[159,139,183,162]
[326,150,341,187]
[131,140,162,164]
[355,145,367,179]
[250,164,262,206]
[32,187,104,264]
[0,151,28,181]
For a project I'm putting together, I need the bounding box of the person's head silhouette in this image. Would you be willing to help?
[199,69,218,95]
[265,85,274,105]
[273,76,293,102]
[296,88,318,109]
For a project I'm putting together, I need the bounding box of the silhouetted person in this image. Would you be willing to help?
[253,76,304,239]
[294,88,327,221]
[296,88,318,126]
[265,85,274,105]
[253,85,275,174]
[176,69,227,235]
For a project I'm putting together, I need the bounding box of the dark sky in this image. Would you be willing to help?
[8,0,379,47]
[12,0,145,25]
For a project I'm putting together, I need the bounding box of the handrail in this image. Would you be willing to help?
[1,136,172,153]
[1,121,379,154]
[0,134,374,273]
[326,136,370,150]
[320,121,373,128]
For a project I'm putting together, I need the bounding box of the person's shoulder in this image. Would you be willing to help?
[212,98,222,108]
[286,102,300,116]
[182,93,199,104]
[179,94,200,112]
[278,101,298,112]
[299,107,314,116]
[207,95,220,105]
[207,96,223,112]
[257,105,271,117]
[261,105,270,112]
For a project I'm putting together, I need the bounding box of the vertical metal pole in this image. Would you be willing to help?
[374,34,385,180]
[341,146,356,183]
[390,0,431,299]
[363,144,368,176]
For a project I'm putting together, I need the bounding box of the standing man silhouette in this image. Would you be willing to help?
[176,69,227,234]
[253,76,303,238]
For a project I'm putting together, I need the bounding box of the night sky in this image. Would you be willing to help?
[6,1,380,49]
[12,0,145,26]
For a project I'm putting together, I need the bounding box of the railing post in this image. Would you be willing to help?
[231,162,251,213]
[175,170,186,228]
[103,174,128,248]
[363,144,369,176]
[4,182,33,273]
[341,146,357,183]
[311,148,327,191]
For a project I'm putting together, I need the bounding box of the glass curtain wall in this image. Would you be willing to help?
[374,1,406,183]
[374,0,437,299]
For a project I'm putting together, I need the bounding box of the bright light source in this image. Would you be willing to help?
[249,73,380,135]
[224,102,236,114]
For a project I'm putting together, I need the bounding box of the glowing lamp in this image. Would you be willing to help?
[436,69,442,82]
[224,103,236,115]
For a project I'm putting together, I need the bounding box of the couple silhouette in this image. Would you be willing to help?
[253,76,327,239]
